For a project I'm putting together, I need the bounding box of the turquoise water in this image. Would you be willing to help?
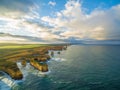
[0,45,120,90]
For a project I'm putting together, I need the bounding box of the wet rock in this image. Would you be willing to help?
[21,60,26,67]
[51,51,54,57]
[57,51,60,54]
[63,46,67,50]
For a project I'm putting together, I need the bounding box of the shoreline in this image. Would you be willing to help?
[0,45,67,80]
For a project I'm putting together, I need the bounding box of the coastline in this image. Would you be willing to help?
[0,45,67,80]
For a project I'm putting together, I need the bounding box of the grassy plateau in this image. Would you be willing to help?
[0,43,67,80]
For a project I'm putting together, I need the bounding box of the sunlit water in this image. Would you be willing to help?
[0,45,120,90]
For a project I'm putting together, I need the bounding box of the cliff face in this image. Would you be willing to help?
[33,54,51,62]
[0,62,23,80]
[30,60,48,72]
[6,68,23,80]
[0,45,66,80]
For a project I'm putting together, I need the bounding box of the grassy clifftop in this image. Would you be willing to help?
[0,43,66,80]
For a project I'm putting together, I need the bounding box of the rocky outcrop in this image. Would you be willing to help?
[5,68,23,80]
[33,54,51,62]
[21,60,26,67]
[0,45,67,80]
[63,46,67,50]
[51,51,54,57]
[30,60,48,72]
[0,62,23,80]
[57,51,60,54]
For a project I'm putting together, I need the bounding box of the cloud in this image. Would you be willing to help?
[0,33,28,43]
[0,36,26,41]
[0,0,36,19]
[0,0,120,44]
[0,32,64,44]
[0,0,42,38]
[41,0,120,42]
[0,0,42,39]
[48,1,56,6]
[0,0,59,42]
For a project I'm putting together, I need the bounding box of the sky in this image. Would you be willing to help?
[0,0,120,44]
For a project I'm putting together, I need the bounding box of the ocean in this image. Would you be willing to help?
[0,45,120,90]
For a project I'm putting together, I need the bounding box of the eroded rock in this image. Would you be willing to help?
[30,60,48,72]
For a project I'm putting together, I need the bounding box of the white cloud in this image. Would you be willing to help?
[38,31,60,40]
[41,0,120,41]
[48,1,56,6]
[0,0,120,43]
[0,36,26,41]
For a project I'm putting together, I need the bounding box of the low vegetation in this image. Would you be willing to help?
[0,43,67,80]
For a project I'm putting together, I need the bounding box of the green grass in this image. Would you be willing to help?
[0,44,46,63]
[0,43,66,79]
[0,44,42,60]
[0,44,47,49]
